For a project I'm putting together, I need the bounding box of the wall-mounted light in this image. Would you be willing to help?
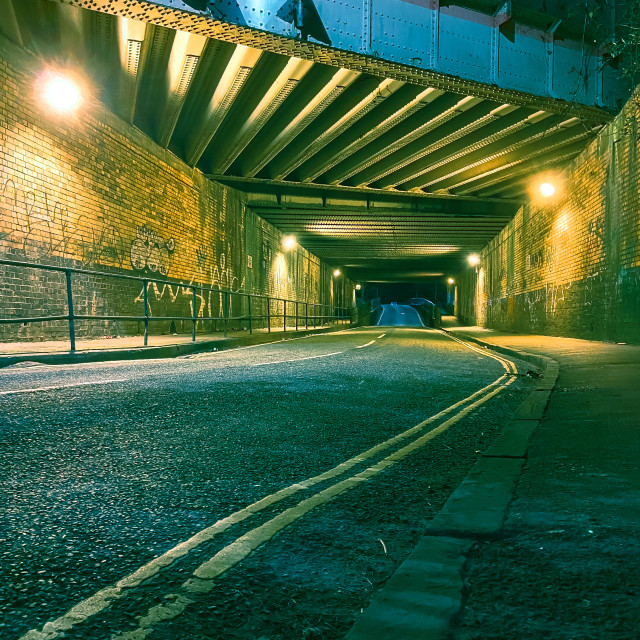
[355,284,361,290]
[447,277,455,285]
[42,73,82,113]
[539,182,555,197]
[333,269,341,277]
[282,235,297,251]
[467,254,480,267]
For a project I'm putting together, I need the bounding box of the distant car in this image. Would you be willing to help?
[407,297,435,307]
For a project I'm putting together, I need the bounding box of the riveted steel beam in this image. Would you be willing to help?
[53,0,616,123]
[411,119,591,191]
[156,29,207,147]
[322,92,472,184]
[0,0,23,45]
[450,139,589,195]
[375,106,548,189]
[208,174,525,206]
[208,55,313,173]
[354,103,521,187]
[241,66,360,177]
[297,85,443,182]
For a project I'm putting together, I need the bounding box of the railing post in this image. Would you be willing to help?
[283,300,287,332]
[191,286,197,342]
[267,297,271,333]
[248,295,252,335]
[65,269,75,352]
[143,280,149,346]
[224,291,229,338]
[305,302,309,330]
[295,301,298,331]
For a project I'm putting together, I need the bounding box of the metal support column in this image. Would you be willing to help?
[143,280,149,346]
[65,269,75,352]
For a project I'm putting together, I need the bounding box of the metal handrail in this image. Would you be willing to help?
[0,258,353,351]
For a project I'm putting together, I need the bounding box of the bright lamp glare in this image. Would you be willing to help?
[44,75,82,112]
[333,269,341,277]
[282,235,297,250]
[539,182,555,197]
[467,254,480,267]
[447,277,455,284]
[355,284,361,291]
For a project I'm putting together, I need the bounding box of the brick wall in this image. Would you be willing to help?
[0,38,349,341]
[458,87,640,344]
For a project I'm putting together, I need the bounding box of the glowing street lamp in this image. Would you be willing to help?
[447,277,455,285]
[333,269,341,277]
[467,254,480,267]
[42,74,82,113]
[282,235,297,251]
[355,284,361,290]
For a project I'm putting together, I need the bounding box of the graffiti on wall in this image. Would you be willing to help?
[0,171,126,268]
[130,225,176,276]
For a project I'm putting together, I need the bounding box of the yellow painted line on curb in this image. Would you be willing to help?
[112,375,517,640]
[0,379,127,396]
[19,372,510,640]
[438,330,516,375]
[356,341,376,349]
[253,351,344,366]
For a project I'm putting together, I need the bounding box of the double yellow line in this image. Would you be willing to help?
[21,334,517,640]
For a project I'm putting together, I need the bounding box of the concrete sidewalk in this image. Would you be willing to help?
[348,322,640,639]
[0,324,347,367]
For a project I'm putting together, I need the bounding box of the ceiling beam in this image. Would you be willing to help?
[0,0,22,45]
[352,102,515,187]
[323,94,483,185]
[413,122,592,191]
[269,77,405,180]
[156,29,207,148]
[451,141,590,195]
[116,16,150,123]
[208,56,314,174]
[239,67,361,177]
[295,86,442,183]
[373,108,551,189]
[184,43,262,166]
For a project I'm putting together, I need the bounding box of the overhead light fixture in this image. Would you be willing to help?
[42,73,82,113]
[467,254,480,267]
[282,235,297,250]
[333,269,341,277]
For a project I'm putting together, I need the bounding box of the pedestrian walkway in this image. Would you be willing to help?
[442,323,640,639]
[0,323,346,367]
[349,320,640,639]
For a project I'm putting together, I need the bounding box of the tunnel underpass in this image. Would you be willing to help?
[1,1,640,639]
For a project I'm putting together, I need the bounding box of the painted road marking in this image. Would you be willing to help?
[187,328,361,359]
[356,340,376,349]
[377,334,386,339]
[0,379,127,396]
[111,375,518,640]
[439,330,516,374]
[20,372,511,640]
[252,351,344,366]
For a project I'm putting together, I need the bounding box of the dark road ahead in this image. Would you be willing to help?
[377,304,426,327]
[1,327,535,640]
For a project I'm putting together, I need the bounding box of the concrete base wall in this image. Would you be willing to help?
[458,88,640,344]
[0,38,350,341]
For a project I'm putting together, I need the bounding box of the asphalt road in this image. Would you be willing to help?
[377,304,425,327]
[0,326,535,640]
